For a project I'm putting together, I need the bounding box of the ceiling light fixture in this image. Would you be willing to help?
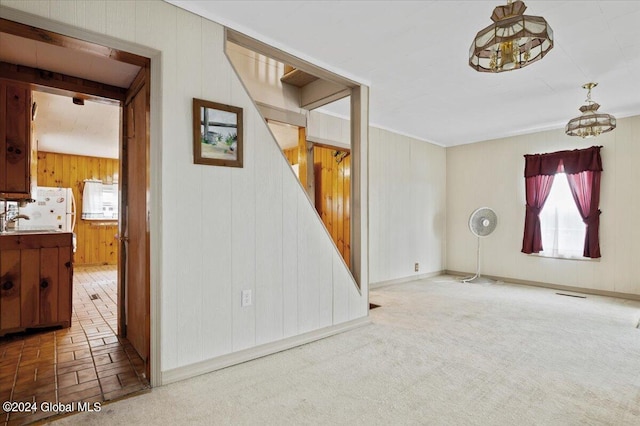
[565,83,616,138]
[469,0,553,73]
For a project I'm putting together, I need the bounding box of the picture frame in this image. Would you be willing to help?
[193,98,243,167]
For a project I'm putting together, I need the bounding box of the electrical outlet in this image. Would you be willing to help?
[241,290,252,307]
[414,263,419,272]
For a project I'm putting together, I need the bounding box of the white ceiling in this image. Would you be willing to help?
[0,32,140,88]
[33,91,120,159]
[169,0,640,147]
[0,30,136,159]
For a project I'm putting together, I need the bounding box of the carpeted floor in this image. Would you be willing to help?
[49,276,640,425]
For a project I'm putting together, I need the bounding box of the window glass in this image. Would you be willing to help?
[539,173,585,258]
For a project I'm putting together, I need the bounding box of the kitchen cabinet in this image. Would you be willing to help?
[0,232,73,336]
[0,78,35,201]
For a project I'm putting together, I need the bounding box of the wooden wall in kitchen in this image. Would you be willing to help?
[282,147,298,165]
[313,146,350,267]
[37,151,119,266]
[282,144,351,267]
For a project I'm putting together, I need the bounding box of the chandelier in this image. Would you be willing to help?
[469,0,553,73]
[565,83,616,138]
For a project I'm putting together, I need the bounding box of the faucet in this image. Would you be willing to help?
[7,214,30,226]
[0,212,30,232]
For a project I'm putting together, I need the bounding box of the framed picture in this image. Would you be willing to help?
[193,98,243,167]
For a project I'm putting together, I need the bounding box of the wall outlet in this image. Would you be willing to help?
[414,263,419,272]
[241,290,252,307]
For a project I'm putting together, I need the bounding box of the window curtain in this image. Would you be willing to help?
[522,146,603,257]
[82,179,104,219]
[522,174,555,253]
[565,171,601,258]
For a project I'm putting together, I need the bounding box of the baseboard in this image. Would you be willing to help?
[161,316,371,385]
[370,270,444,289]
[445,270,640,301]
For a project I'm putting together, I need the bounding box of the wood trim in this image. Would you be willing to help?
[0,61,126,104]
[125,65,148,105]
[350,86,368,291]
[161,317,371,385]
[369,270,444,289]
[0,18,149,68]
[445,270,640,301]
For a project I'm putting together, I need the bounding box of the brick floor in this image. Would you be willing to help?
[0,266,149,425]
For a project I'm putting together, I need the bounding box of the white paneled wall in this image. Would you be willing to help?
[308,110,351,148]
[446,115,640,295]
[0,0,368,378]
[226,43,302,114]
[369,127,447,284]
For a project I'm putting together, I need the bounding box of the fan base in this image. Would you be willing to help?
[461,275,495,285]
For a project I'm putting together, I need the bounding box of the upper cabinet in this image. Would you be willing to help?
[0,79,35,201]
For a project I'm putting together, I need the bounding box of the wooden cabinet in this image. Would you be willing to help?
[0,78,35,200]
[0,232,73,336]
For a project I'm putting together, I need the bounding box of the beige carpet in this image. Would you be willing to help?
[50,276,640,425]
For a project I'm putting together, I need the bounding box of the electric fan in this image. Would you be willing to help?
[461,207,498,284]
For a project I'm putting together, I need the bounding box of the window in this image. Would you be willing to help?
[521,146,602,258]
[539,174,585,259]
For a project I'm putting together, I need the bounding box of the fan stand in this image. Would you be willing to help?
[461,236,494,284]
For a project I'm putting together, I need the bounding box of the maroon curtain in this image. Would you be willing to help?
[565,171,601,258]
[521,174,555,253]
[522,146,603,257]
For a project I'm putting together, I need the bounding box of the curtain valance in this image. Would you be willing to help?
[524,146,602,177]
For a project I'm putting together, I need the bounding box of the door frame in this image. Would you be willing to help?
[0,10,162,386]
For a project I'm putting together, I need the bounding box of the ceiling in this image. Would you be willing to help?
[169,1,640,147]
[33,91,120,159]
[0,32,140,88]
[0,29,137,159]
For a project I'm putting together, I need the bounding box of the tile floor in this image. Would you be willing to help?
[0,266,149,425]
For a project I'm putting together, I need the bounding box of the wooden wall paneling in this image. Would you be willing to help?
[199,19,233,360]
[296,193,320,333]
[57,244,72,326]
[281,161,299,338]
[3,82,30,193]
[297,127,307,189]
[36,151,119,266]
[200,165,233,358]
[338,155,345,242]
[255,125,284,345]
[20,248,39,327]
[172,8,205,368]
[282,147,298,165]
[311,145,351,267]
[345,155,351,267]
[39,247,59,324]
[332,251,349,324]
[0,249,21,330]
[230,92,256,352]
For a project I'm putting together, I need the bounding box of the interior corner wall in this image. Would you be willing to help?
[0,0,368,379]
[446,115,640,296]
[369,127,446,284]
[225,42,302,115]
[307,110,351,149]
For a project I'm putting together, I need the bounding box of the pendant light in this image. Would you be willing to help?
[565,83,616,138]
[469,0,553,73]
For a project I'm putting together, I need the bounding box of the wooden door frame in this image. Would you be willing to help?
[0,10,161,386]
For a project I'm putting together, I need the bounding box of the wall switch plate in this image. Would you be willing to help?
[414,263,419,272]
[241,290,252,307]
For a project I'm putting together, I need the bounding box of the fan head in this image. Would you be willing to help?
[469,207,497,237]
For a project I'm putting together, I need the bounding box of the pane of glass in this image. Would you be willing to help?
[539,173,585,258]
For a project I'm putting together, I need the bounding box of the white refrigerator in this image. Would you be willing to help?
[19,186,76,232]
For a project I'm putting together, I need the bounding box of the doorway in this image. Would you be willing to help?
[0,17,152,423]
